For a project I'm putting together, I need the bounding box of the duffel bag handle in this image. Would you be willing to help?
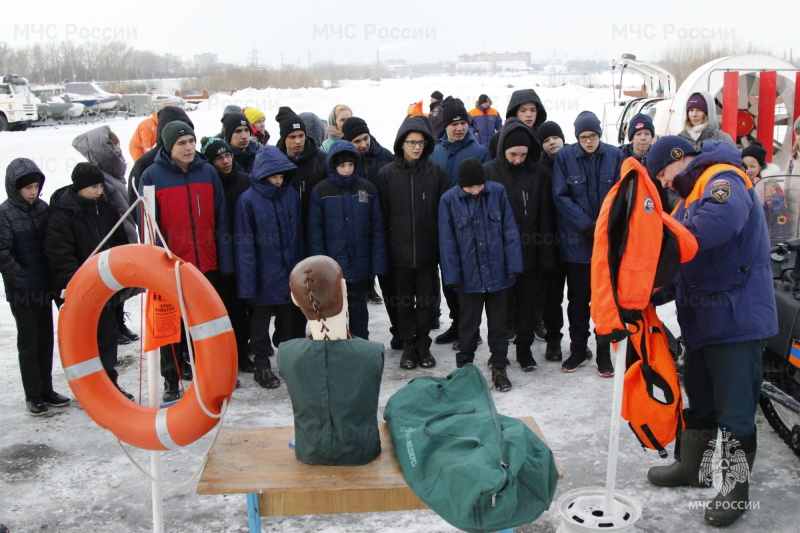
[423,404,481,446]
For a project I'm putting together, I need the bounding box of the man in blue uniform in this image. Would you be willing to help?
[644,136,778,527]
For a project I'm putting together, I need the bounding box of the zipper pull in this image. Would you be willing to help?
[492,493,497,507]
[423,192,426,200]
[197,193,201,216]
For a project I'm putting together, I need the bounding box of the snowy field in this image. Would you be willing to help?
[1,75,799,532]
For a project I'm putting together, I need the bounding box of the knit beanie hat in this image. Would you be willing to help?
[276,106,306,141]
[222,104,243,115]
[15,172,42,190]
[201,137,233,161]
[644,135,699,178]
[457,158,488,188]
[742,142,767,169]
[686,93,708,115]
[332,151,358,169]
[504,128,531,149]
[342,117,370,141]
[222,112,250,143]
[243,107,265,125]
[71,162,105,191]
[536,121,565,144]
[627,113,655,141]
[441,96,469,126]
[431,90,443,101]
[162,121,196,154]
[573,111,602,137]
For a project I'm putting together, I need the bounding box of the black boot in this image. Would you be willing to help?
[417,346,436,368]
[254,367,281,389]
[491,366,512,392]
[400,342,418,369]
[704,432,757,527]
[596,342,613,377]
[516,344,537,372]
[115,304,139,341]
[562,342,589,372]
[545,342,563,362]
[435,323,458,344]
[162,380,181,403]
[648,426,717,487]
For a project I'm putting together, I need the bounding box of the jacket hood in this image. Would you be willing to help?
[72,125,127,179]
[299,112,325,148]
[687,91,721,130]
[496,118,542,166]
[155,106,194,148]
[392,115,435,158]
[251,145,298,183]
[506,88,547,127]
[326,140,363,189]
[5,158,45,208]
[673,140,743,198]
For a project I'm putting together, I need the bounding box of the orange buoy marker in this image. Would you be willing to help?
[58,244,237,451]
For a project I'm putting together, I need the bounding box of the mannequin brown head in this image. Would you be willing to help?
[289,256,345,322]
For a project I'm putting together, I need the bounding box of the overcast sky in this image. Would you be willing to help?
[4,0,796,67]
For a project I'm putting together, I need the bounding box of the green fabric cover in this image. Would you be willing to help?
[277,337,384,465]
[384,364,558,533]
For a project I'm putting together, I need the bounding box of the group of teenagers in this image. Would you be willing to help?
[1,80,791,526]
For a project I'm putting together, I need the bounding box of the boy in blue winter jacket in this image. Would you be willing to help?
[1,159,70,416]
[308,141,387,340]
[234,146,303,389]
[439,158,523,392]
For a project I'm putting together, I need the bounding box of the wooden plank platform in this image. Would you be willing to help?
[198,416,562,519]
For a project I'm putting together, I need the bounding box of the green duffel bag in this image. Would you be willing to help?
[384,364,558,533]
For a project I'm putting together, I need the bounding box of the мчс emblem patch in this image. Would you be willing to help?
[643,195,655,213]
[710,179,731,203]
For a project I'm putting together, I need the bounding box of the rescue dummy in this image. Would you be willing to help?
[277,255,384,465]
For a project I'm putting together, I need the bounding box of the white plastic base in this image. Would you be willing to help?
[556,487,642,532]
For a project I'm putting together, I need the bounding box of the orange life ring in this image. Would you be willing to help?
[58,244,237,451]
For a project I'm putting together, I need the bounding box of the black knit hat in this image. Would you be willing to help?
[627,113,655,141]
[742,142,767,169]
[457,158,487,188]
[536,121,565,144]
[201,137,233,161]
[71,162,105,191]
[431,90,443,101]
[332,151,358,168]
[222,112,250,143]
[275,106,306,141]
[503,128,531,149]
[573,111,602,137]
[15,172,42,190]
[162,121,196,154]
[342,117,370,142]
[442,96,469,126]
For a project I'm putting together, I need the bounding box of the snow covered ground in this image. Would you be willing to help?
[1,75,799,533]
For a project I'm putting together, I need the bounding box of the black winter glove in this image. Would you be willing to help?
[580,224,596,245]
[506,273,518,280]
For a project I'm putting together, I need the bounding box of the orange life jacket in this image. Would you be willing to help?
[591,157,698,342]
[621,303,684,457]
[591,157,699,456]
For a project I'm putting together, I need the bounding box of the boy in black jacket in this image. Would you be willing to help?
[44,163,133,401]
[376,115,448,369]
[1,159,70,416]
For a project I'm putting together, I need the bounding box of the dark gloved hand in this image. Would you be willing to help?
[506,273,518,280]
[447,283,461,290]
[580,224,596,244]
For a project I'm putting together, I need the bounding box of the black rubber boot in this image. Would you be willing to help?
[417,346,436,368]
[545,342,562,362]
[648,426,717,487]
[596,342,613,377]
[704,432,757,527]
[435,323,458,344]
[516,344,537,372]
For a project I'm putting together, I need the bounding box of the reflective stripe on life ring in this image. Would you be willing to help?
[58,244,237,451]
